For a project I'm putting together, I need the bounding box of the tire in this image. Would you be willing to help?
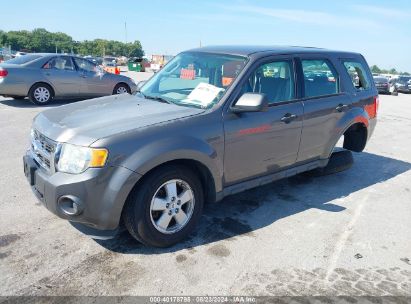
[29,83,53,105]
[113,83,130,95]
[123,165,204,247]
[305,150,354,177]
[11,96,26,100]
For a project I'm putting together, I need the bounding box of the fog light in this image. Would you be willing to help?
[58,195,83,216]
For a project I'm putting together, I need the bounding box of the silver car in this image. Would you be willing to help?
[0,53,137,105]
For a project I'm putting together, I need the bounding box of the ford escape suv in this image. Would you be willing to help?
[23,46,378,247]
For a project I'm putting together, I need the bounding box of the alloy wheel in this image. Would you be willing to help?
[149,179,195,234]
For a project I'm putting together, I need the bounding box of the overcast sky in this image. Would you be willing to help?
[1,0,410,71]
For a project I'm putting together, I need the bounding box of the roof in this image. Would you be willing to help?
[186,45,359,57]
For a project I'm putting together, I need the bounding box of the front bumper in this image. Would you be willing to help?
[23,151,142,233]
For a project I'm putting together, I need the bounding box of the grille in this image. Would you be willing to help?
[31,129,57,171]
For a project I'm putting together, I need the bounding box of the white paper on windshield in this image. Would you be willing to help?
[184,83,224,107]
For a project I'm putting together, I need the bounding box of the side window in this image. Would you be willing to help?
[302,59,339,98]
[73,58,97,73]
[342,60,371,91]
[242,60,295,104]
[43,56,75,71]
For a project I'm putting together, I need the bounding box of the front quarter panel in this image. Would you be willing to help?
[92,111,225,194]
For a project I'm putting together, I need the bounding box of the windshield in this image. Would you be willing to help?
[140,52,248,109]
[5,54,42,65]
[398,77,411,83]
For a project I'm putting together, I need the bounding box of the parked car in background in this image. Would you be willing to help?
[373,76,390,94]
[83,55,99,65]
[15,51,27,57]
[102,56,117,66]
[0,53,136,105]
[23,46,378,247]
[117,56,128,66]
[390,76,411,93]
[102,56,120,74]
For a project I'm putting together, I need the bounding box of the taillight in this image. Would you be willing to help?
[364,96,378,119]
[0,69,8,77]
[374,96,379,117]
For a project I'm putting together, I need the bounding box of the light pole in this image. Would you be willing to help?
[125,22,127,44]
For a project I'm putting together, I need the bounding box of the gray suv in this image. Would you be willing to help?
[23,46,378,247]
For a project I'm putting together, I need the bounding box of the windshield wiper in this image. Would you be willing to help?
[144,94,173,104]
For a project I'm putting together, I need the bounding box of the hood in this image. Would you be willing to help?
[33,94,205,146]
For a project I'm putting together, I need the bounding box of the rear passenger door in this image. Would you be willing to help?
[223,57,304,185]
[296,56,352,162]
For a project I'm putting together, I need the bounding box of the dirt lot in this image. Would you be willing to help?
[0,76,410,296]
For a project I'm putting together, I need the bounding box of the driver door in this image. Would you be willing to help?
[42,56,80,96]
[223,57,304,185]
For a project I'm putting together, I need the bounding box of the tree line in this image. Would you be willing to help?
[0,28,144,58]
[370,65,410,76]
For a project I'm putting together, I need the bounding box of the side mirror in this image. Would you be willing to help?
[137,80,146,90]
[231,93,269,113]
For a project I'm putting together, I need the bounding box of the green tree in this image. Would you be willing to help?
[1,28,144,58]
[389,68,398,75]
[370,65,381,74]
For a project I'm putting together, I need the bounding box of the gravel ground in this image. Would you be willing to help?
[0,76,410,297]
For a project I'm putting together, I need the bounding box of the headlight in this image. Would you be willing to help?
[56,143,108,174]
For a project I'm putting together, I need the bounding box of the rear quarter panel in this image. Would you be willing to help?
[320,53,377,158]
[0,66,45,96]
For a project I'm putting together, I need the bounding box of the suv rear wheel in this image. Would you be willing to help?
[305,150,354,177]
[123,165,204,247]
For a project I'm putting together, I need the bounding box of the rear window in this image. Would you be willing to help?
[342,60,371,91]
[5,54,42,65]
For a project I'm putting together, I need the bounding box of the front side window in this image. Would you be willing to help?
[302,59,339,98]
[140,52,248,109]
[44,56,74,71]
[241,60,295,104]
[73,57,98,73]
[342,60,371,91]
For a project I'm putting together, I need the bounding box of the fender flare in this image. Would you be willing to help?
[119,136,223,194]
[321,107,370,159]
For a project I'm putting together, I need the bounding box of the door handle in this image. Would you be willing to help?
[335,104,348,112]
[281,113,297,124]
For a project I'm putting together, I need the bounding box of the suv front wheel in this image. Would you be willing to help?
[123,165,204,247]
